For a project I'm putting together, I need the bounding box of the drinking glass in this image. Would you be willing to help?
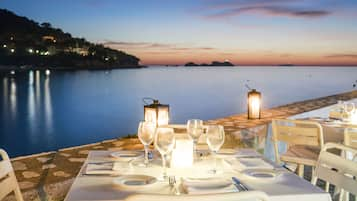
[344,102,355,119]
[138,121,156,167]
[187,119,203,157]
[206,125,225,174]
[155,127,175,179]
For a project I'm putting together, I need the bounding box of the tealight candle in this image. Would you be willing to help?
[171,136,193,168]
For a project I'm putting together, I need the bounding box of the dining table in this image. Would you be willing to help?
[64,149,331,201]
[290,98,357,144]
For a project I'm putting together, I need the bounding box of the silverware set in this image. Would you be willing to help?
[169,176,181,195]
[232,177,249,191]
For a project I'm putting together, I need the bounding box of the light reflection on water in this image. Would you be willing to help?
[10,78,17,120]
[44,75,53,141]
[28,71,36,142]
[0,66,357,157]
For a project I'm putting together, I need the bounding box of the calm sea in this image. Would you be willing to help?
[1,66,356,157]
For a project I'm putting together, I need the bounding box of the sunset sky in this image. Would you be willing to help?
[1,0,357,66]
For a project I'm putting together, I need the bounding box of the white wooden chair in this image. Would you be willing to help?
[312,143,357,201]
[272,119,324,178]
[0,149,24,201]
[124,191,270,201]
[341,127,357,201]
[344,127,357,150]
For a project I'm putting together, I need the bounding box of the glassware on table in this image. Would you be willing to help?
[187,119,203,158]
[206,125,225,174]
[155,127,175,179]
[344,102,355,121]
[336,100,345,116]
[138,121,156,167]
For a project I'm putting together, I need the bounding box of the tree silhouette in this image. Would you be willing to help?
[41,22,52,29]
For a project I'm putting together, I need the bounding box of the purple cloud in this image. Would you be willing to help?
[208,6,331,18]
[325,54,357,59]
[102,41,216,51]
[202,0,332,19]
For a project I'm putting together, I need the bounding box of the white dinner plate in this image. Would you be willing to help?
[110,151,143,160]
[241,169,280,181]
[112,175,157,190]
[183,177,232,189]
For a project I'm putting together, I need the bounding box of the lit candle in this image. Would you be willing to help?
[157,109,169,126]
[248,89,262,119]
[171,137,193,168]
[251,97,260,118]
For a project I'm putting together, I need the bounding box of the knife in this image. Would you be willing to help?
[232,177,249,191]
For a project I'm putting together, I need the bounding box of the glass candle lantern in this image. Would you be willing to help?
[144,99,169,127]
[248,89,262,119]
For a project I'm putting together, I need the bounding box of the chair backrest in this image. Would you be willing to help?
[272,119,324,163]
[0,149,24,201]
[312,143,357,196]
[124,191,270,201]
[344,127,357,149]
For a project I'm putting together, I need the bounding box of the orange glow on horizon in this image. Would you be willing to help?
[124,49,357,66]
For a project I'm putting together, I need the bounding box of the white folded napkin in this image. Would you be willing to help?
[235,149,261,158]
[182,178,238,195]
[85,162,115,175]
[227,158,274,171]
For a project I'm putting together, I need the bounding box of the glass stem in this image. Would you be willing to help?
[144,145,149,166]
[193,140,197,159]
[162,154,167,178]
[213,151,217,174]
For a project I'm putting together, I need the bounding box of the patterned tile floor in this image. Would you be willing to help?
[3,90,357,201]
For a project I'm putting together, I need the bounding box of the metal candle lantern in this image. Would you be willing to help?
[248,89,262,119]
[144,99,170,127]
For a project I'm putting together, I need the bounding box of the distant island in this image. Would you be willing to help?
[278,64,295,66]
[184,61,234,67]
[0,9,141,70]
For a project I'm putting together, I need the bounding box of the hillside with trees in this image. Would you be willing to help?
[0,9,141,69]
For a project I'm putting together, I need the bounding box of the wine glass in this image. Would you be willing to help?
[155,127,175,179]
[344,102,355,122]
[138,121,156,167]
[206,125,225,174]
[187,119,203,158]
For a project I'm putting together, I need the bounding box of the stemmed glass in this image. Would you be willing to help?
[344,102,355,121]
[187,119,203,158]
[155,127,175,179]
[206,125,225,174]
[138,121,156,167]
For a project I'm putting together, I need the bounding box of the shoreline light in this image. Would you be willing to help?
[45,69,51,76]
[248,89,262,119]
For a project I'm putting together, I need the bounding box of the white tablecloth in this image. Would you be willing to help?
[64,151,331,201]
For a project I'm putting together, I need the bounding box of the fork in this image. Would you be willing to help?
[169,176,180,195]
